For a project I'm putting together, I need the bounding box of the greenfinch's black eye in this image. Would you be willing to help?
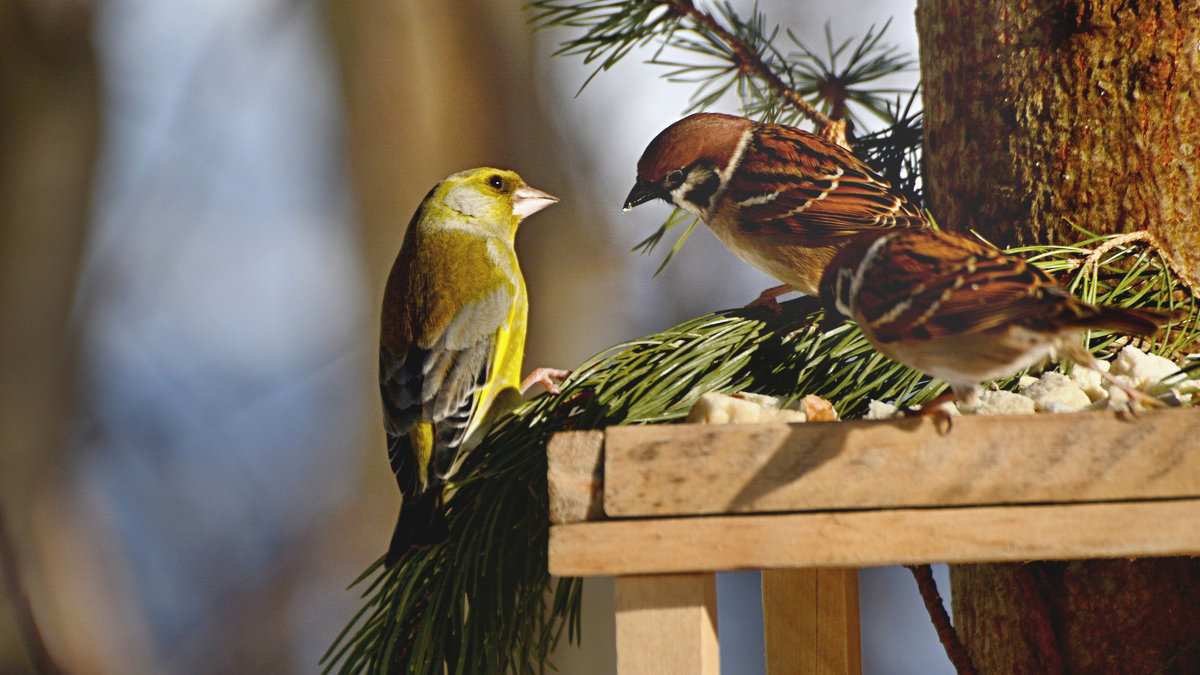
[488,174,504,190]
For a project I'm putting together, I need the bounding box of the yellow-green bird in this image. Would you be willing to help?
[379,168,562,567]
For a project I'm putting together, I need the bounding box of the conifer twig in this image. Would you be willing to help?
[1075,229,1196,294]
[662,0,837,136]
[907,564,976,675]
[528,0,853,141]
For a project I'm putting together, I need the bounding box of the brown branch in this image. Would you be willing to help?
[1080,230,1158,269]
[666,0,847,146]
[906,564,977,675]
[0,505,68,675]
[1081,230,1197,295]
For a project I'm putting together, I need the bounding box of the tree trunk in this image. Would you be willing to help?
[951,559,1200,673]
[917,1,1200,672]
[918,0,1200,285]
[0,1,97,670]
[321,0,625,367]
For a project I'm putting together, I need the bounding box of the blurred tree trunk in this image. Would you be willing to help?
[917,0,1200,672]
[0,0,98,670]
[0,0,96,499]
[320,0,621,366]
[322,0,518,280]
[918,0,1199,286]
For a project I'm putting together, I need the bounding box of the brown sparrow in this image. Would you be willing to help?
[624,112,926,302]
[818,228,1178,408]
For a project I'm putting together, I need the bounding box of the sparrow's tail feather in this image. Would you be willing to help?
[1088,304,1180,337]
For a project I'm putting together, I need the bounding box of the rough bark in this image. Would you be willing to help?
[918,1,1200,673]
[918,0,1200,286]
[952,559,1200,674]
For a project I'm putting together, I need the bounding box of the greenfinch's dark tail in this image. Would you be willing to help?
[384,490,450,567]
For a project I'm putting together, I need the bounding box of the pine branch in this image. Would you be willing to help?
[907,564,976,675]
[784,20,915,133]
[665,0,834,134]
[527,0,921,140]
[851,88,924,205]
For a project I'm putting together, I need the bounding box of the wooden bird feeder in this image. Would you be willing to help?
[546,407,1200,674]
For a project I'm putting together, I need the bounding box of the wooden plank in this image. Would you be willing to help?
[601,408,1200,519]
[548,498,1200,576]
[547,430,604,524]
[762,568,861,675]
[615,573,719,675]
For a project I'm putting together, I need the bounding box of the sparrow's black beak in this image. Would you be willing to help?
[622,181,660,211]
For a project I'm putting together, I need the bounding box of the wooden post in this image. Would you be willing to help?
[763,568,861,675]
[615,573,720,675]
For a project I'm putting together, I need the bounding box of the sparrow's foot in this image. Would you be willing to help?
[745,283,795,316]
[908,392,960,434]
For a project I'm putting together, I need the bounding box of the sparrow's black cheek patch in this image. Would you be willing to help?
[684,171,722,209]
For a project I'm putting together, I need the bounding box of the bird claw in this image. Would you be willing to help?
[520,367,570,395]
[904,393,959,434]
[1098,371,1166,416]
[745,284,794,316]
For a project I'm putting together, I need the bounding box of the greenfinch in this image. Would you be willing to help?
[379,167,560,566]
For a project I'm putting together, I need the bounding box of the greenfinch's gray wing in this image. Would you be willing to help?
[378,346,424,497]
[379,282,514,487]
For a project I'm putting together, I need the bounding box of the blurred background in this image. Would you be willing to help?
[0,0,951,672]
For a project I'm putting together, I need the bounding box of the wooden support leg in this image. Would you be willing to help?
[762,568,861,675]
[615,573,719,675]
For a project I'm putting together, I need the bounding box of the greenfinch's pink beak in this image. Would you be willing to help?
[513,185,558,219]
